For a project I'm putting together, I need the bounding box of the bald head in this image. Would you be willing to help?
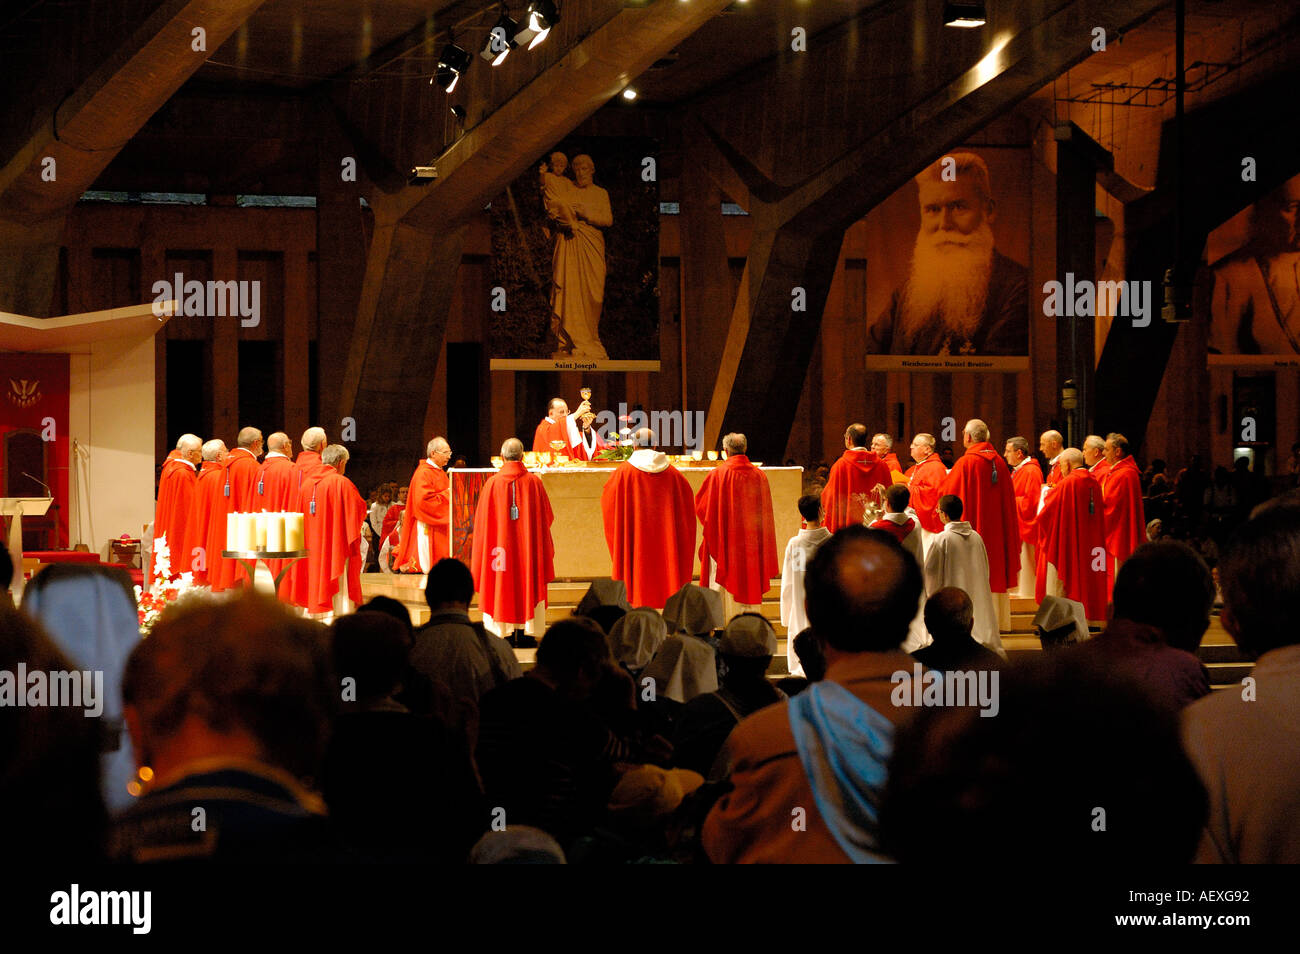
[924,587,975,643]
[266,432,291,454]
[501,438,525,461]
[201,439,227,462]
[845,424,868,449]
[427,437,450,461]
[301,427,327,452]
[632,428,655,449]
[1039,430,1063,457]
[723,433,747,456]
[804,525,924,653]
[1060,448,1085,473]
[963,419,990,444]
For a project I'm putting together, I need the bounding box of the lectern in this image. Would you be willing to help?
[2,496,52,602]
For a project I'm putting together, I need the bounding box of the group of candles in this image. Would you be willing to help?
[225,512,305,553]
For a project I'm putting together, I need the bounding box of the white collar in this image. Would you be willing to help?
[1049,452,1062,464]
[881,511,911,525]
[265,450,288,459]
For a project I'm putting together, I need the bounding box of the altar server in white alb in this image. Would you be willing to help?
[780,493,830,677]
[923,494,1005,656]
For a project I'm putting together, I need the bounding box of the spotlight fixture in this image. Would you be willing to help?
[451,105,467,121]
[434,42,471,92]
[409,165,438,185]
[621,87,637,101]
[481,12,519,65]
[943,1,986,28]
[514,0,559,50]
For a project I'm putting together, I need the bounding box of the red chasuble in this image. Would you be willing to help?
[152,457,197,580]
[290,450,333,506]
[380,502,404,542]
[1034,467,1109,620]
[880,452,904,479]
[394,460,450,572]
[225,448,261,512]
[1011,458,1044,544]
[283,450,335,604]
[191,461,234,589]
[532,416,591,461]
[470,461,555,625]
[695,455,779,605]
[1102,455,1145,574]
[905,455,949,534]
[1090,458,1112,484]
[939,442,1020,594]
[822,449,893,532]
[300,470,366,614]
[600,453,696,610]
[221,449,261,590]
[1046,458,1064,487]
[256,454,295,510]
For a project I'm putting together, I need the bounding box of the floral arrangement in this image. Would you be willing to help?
[596,442,635,462]
[133,535,201,636]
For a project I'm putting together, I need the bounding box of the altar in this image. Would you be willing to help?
[447,464,805,580]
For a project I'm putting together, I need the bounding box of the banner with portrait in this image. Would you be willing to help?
[488,136,660,371]
[1204,171,1300,365]
[863,147,1032,371]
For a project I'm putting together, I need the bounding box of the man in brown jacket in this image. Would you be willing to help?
[703,525,925,863]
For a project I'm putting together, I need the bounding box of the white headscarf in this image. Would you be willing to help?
[607,608,668,671]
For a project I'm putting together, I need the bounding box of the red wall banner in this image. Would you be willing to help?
[1,353,71,549]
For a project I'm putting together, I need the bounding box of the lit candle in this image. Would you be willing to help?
[267,513,285,552]
[226,513,238,552]
[284,512,304,551]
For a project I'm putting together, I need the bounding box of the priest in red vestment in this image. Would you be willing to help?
[905,432,948,537]
[151,434,202,581]
[256,432,295,510]
[600,429,696,610]
[471,438,555,638]
[939,419,1020,596]
[290,426,332,503]
[299,444,367,617]
[871,433,906,480]
[822,423,893,532]
[191,439,231,588]
[1039,429,1065,490]
[284,426,334,605]
[380,485,405,541]
[532,396,599,461]
[696,433,779,614]
[1034,448,1109,620]
[1004,435,1044,596]
[254,432,295,587]
[220,427,264,589]
[394,437,452,574]
[1084,434,1111,484]
[1102,432,1145,590]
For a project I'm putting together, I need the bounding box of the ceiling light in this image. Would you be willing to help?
[515,0,559,50]
[435,42,471,92]
[481,14,518,65]
[944,2,986,28]
[622,87,637,100]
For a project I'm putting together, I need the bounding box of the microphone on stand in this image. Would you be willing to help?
[21,472,53,498]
